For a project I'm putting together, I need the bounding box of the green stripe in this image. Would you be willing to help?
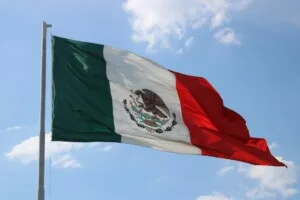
[51,36,121,142]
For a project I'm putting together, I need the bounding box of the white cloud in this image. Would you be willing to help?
[156,175,168,183]
[185,36,195,48]
[5,133,111,169]
[245,188,275,199]
[175,37,194,55]
[122,0,252,50]
[269,142,279,150]
[52,154,82,169]
[6,133,84,165]
[238,156,298,199]
[5,126,22,131]
[5,125,27,131]
[86,143,100,148]
[197,193,233,200]
[217,165,234,176]
[211,12,227,29]
[176,48,184,55]
[213,28,240,45]
[100,145,112,152]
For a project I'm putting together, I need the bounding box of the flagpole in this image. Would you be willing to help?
[38,21,52,200]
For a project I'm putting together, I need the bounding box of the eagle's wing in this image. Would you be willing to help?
[155,105,170,118]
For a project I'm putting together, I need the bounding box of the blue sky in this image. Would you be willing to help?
[1,0,300,200]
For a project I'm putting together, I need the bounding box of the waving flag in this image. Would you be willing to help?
[51,36,285,167]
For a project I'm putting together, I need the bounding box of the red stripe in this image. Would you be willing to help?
[172,70,286,167]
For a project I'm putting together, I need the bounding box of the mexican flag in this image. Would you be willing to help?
[51,36,285,167]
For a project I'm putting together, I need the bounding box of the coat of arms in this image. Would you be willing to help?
[123,89,177,133]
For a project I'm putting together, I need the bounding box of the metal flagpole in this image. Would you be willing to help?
[38,21,52,200]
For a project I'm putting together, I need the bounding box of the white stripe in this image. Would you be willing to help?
[103,46,201,154]
[121,134,201,154]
